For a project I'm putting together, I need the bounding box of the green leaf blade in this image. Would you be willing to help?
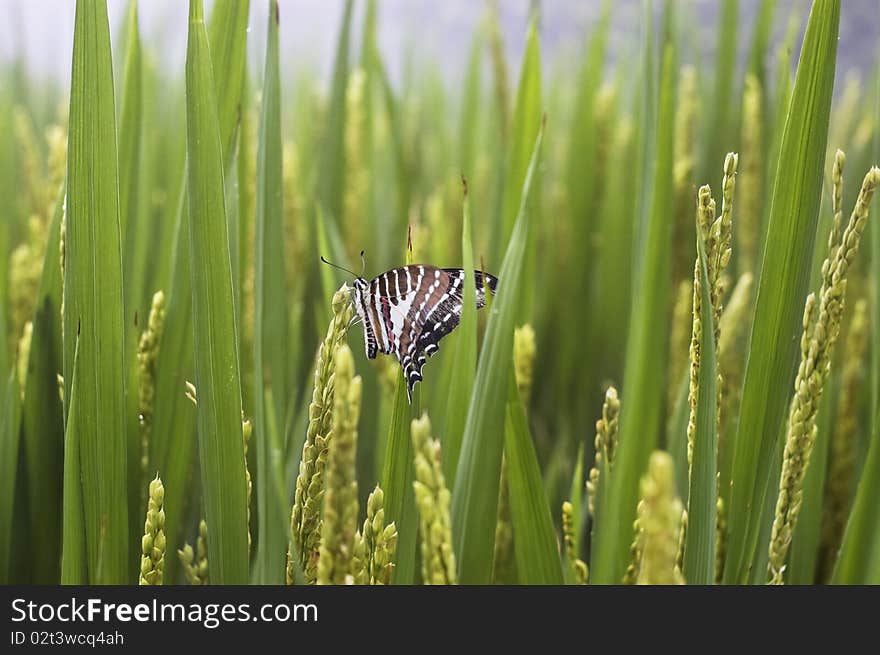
[451,121,544,585]
[0,370,22,584]
[151,0,250,583]
[437,181,477,483]
[252,0,288,584]
[682,230,718,585]
[723,0,840,584]
[185,0,248,585]
[380,377,419,584]
[64,0,129,584]
[20,182,65,582]
[317,0,354,227]
[591,39,677,584]
[61,337,86,585]
[504,378,564,585]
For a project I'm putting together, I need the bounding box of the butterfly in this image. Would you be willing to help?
[323,255,498,402]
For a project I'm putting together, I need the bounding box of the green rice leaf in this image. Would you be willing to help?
[504,377,564,585]
[20,182,65,583]
[64,0,129,584]
[837,42,880,586]
[834,419,880,583]
[380,375,419,584]
[499,18,541,319]
[317,0,353,226]
[566,0,610,220]
[458,34,482,182]
[61,336,86,584]
[667,370,691,499]
[148,196,196,584]
[150,0,247,580]
[185,0,248,584]
[117,0,146,569]
[500,18,542,247]
[436,179,477,483]
[451,119,544,584]
[591,40,676,584]
[682,225,717,585]
[119,0,144,312]
[206,0,249,165]
[252,0,288,584]
[561,0,612,399]
[0,369,22,584]
[150,0,250,584]
[723,0,840,584]
[701,0,739,182]
[0,292,5,404]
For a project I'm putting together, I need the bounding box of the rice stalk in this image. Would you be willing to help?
[561,500,587,584]
[138,475,165,585]
[317,344,361,585]
[137,291,165,481]
[412,413,456,585]
[587,386,620,518]
[352,485,397,585]
[637,452,685,585]
[287,285,353,584]
[767,166,880,583]
[179,519,208,585]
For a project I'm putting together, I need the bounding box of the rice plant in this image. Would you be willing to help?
[2,0,880,586]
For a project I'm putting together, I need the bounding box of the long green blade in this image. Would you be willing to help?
[504,377,564,585]
[206,0,249,165]
[381,376,419,584]
[723,0,840,584]
[0,370,22,584]
[436,179,477,483]
[317,0,353,226]
[20,182,65,582]
[119,0,144,311]
[117,0,146,570]
[591,40,676,584]
[252,0,288,584]
[61,336,86,584]
[64,0,129,584]
[499,18,541,319]
[500,19,542,247]
[683,226,718,584]
[701,0,739,182]
[150,0,249,583]
[185,0,248,585]
[834,404,880,583]
[451,120,544,584]
[148,192,197,584]
[838,40,880,585]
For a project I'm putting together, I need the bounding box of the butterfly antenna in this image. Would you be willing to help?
[360,250,366,277]
[320,255,358,278]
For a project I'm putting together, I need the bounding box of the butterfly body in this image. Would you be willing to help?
[349,265,498,401]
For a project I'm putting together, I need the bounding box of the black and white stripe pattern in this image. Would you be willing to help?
[349,265,498,402]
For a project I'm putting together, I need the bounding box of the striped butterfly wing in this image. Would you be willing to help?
[363,265,497,401]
